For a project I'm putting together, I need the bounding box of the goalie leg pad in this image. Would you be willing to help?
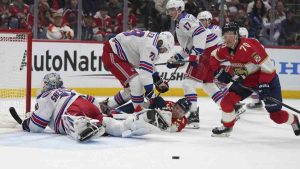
[62,114,105,142]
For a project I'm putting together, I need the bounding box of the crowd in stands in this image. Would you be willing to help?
[0,0,299,46]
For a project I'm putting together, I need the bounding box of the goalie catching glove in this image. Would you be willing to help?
[152,72,169,93]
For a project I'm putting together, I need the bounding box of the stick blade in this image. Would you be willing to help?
[9,107,23,124]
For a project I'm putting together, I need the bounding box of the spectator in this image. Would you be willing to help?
[107,0,122,24]
[63,0,79,37]
[185,0,207,17]
[247,0,270,13]
[247,0,267,38]
[38,0,53,38]
[0,0,10,28]
[234,8,249,28]
[9,0,32,29]
[83,0,106,16]
[81,13,95,40]
[276,0,286,22]
[93,5,113,41]
[153,0,169,31]
[278,10,300,46]
[259,9,281,46]
[114,2,137,33]
[47,0,65,11]
[46,12,74,40]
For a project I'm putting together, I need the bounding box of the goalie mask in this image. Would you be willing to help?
[42,73,64,92]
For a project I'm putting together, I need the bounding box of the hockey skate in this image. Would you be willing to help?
[246,101,263,109]
[186,107,200,129]
[235,102,246,120]
[292,115,300,136]
[211,126,233,137]
[99,98,113,116]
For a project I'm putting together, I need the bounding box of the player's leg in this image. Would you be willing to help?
[264,75,300,136]
[212,83,252,137]
[102,110,152,137]
[182,78,200,129]
[62,97,106,142]
[246,92,263,109]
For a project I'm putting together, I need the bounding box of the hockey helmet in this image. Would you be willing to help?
[166,0,185,11]
[42,73,64,91]
[197,11,213,20]
[222,22,239,35]
[175,98,192,113]
[157,31,175,53]
[239,27,249,38]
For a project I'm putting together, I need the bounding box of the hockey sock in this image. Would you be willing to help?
[108,87,131,108]
[202,83,226,107]
[183,79,198,112]
[129,76,144,109]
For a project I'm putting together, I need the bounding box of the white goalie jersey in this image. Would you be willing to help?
[176,13,221,57]
[22,88,95,134]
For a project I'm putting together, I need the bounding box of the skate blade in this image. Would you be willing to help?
[211,133,231,137]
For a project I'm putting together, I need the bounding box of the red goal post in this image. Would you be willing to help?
[0,29,32,127]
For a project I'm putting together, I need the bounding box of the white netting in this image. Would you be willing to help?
[0,32,30,128]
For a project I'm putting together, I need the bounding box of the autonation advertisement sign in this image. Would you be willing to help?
[31,41,300,92]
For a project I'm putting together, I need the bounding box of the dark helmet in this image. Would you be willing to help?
[222,22,239,35]
[175,98,191,112]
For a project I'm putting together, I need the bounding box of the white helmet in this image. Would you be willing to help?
[239,27,249,38]
[197,11,213,20]
[166,0,185,11]
[158,31,175,52]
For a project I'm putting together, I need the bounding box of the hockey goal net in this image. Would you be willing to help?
[0,30,32,128]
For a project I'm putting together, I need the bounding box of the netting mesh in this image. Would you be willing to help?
[0,32,29,127]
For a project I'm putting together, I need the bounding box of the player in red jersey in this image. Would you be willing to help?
[210,22,300,137]
[102,97,190,132]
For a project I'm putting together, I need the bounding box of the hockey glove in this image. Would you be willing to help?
[214,68,232,84]
[188,55,199,67]
[167,53,185,68]
[258,83,270,101]
[152,72,169,93]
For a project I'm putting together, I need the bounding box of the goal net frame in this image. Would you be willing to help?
[0,29,32,113]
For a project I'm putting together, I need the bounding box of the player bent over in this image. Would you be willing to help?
[21,73,153,142]
[210,22,300,137]
[165,0,224,129]
[102,29,174,112]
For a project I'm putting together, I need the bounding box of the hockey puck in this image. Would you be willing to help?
[172,156,180,159]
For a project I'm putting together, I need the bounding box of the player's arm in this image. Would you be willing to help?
[169,117,187,132]
[179,18,208,66]
[22,95,52,133]
[248,41,276,83]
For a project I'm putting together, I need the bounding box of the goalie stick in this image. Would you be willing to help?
[9,107,23,124]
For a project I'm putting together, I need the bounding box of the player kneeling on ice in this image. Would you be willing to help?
[105,97,191,132]
[20,73,152,142]
[210,22,300,137]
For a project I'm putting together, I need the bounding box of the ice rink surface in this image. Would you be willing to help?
[0,97,299,169]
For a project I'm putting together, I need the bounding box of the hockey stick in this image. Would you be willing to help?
[9,107,23,124]
[231,80,300,114]
[154,60,190,66]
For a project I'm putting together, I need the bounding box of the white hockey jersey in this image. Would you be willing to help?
[176,12,221,57]
[22,88,97,134]
[207,24,222,42]
[109,30,159,86]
